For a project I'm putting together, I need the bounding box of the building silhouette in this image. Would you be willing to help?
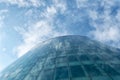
[0,35,120,80]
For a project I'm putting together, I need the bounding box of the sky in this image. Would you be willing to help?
[0,0,120,71]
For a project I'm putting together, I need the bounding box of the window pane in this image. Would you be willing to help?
[55,66,69,80]
[38,69,54,80]
[98,64,120,76]
[70,65,85,78]
[110,64,120,73]
[79,54,90,61]
[68,55,78,62]
[48,52,56,58]
[84,64,102,76]
[56,50,66,57]
[90,55,102,61]
[56,56,67,64]
[65,49,78,55]
[44,58,55,69]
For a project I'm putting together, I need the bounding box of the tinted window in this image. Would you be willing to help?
[90,55,102,61]
[68,55,78,62]
[55,66,69,80]
[84,64,102,76]
[56,56,67,64]
[38,69,54,80]
[65,49,78,55]
[70,65,85,78]
[99,64,120,76]
[56,50,66,57]
[79,54,90,61]
[44,58,55,69]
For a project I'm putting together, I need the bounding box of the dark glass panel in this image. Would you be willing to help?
[56,56,67,64]
[90,55,102,61]
[55,66,69,80]
[110,64,120,73]
[70,65,85,78]
[84,64,102,76]
[48,52,56,58]
[39,69,54,80]
[98,64,120,76]
[44,58,55,69]
[65,49,78,55]
[68,55,78,62]
[56,50,66,57]
[79,54,90,61]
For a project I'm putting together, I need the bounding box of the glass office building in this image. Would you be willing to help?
[0,35,120,80]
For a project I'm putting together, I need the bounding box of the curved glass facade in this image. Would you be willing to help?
[0,35,120,80]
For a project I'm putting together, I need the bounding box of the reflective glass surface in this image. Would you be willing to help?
[0,35,120,80]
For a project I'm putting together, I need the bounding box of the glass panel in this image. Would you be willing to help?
[90,55,102,61]
[65,49,78,55]
[70,65,85,78]
[56,50,66,57]
[55,66,69,80]
[110,63,120,73]
[116,56,120,60]
[24,58,45,80]
[48,52,56,58]
[98,64,120,76]
[44,58,55,69]
[15,63,35,79]
[84,64,102,76]
[92,76,111,80]
[100,54,113,61]
[56,56,67,64]
[38,69,54,80]
[79,54,90,61]
[68,55,78,62]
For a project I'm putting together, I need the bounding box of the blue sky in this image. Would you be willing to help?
[0,0,120,71]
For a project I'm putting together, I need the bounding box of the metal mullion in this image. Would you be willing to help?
[87,53,113,80]
[96,63,114,80]
[23,56,43,80]
[66,49,72,80]
[15,54,39,80]
[77,53,92,80]
[53,50,57,80]
[36,55,48,80]
[89,55,114,80]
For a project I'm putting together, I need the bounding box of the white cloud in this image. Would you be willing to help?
[13,0,120,57]
[0,0,44,7]
[88,0,120,48]
[0,9,8,28]
[0,9,8,14]
[15,20,68,57]
[0,9,8,45]
[90,27,120,42]
[89,13,120,42]
[2,48,6,52]
[24,9,33,16]
[116,10,120,22]
[29,0,43,7]
[0,66,3,72]
[15,2,68,57]
[53,0,67,13]
[88,10,98,21]
[42,6,57,19]
[76,0,88,8]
